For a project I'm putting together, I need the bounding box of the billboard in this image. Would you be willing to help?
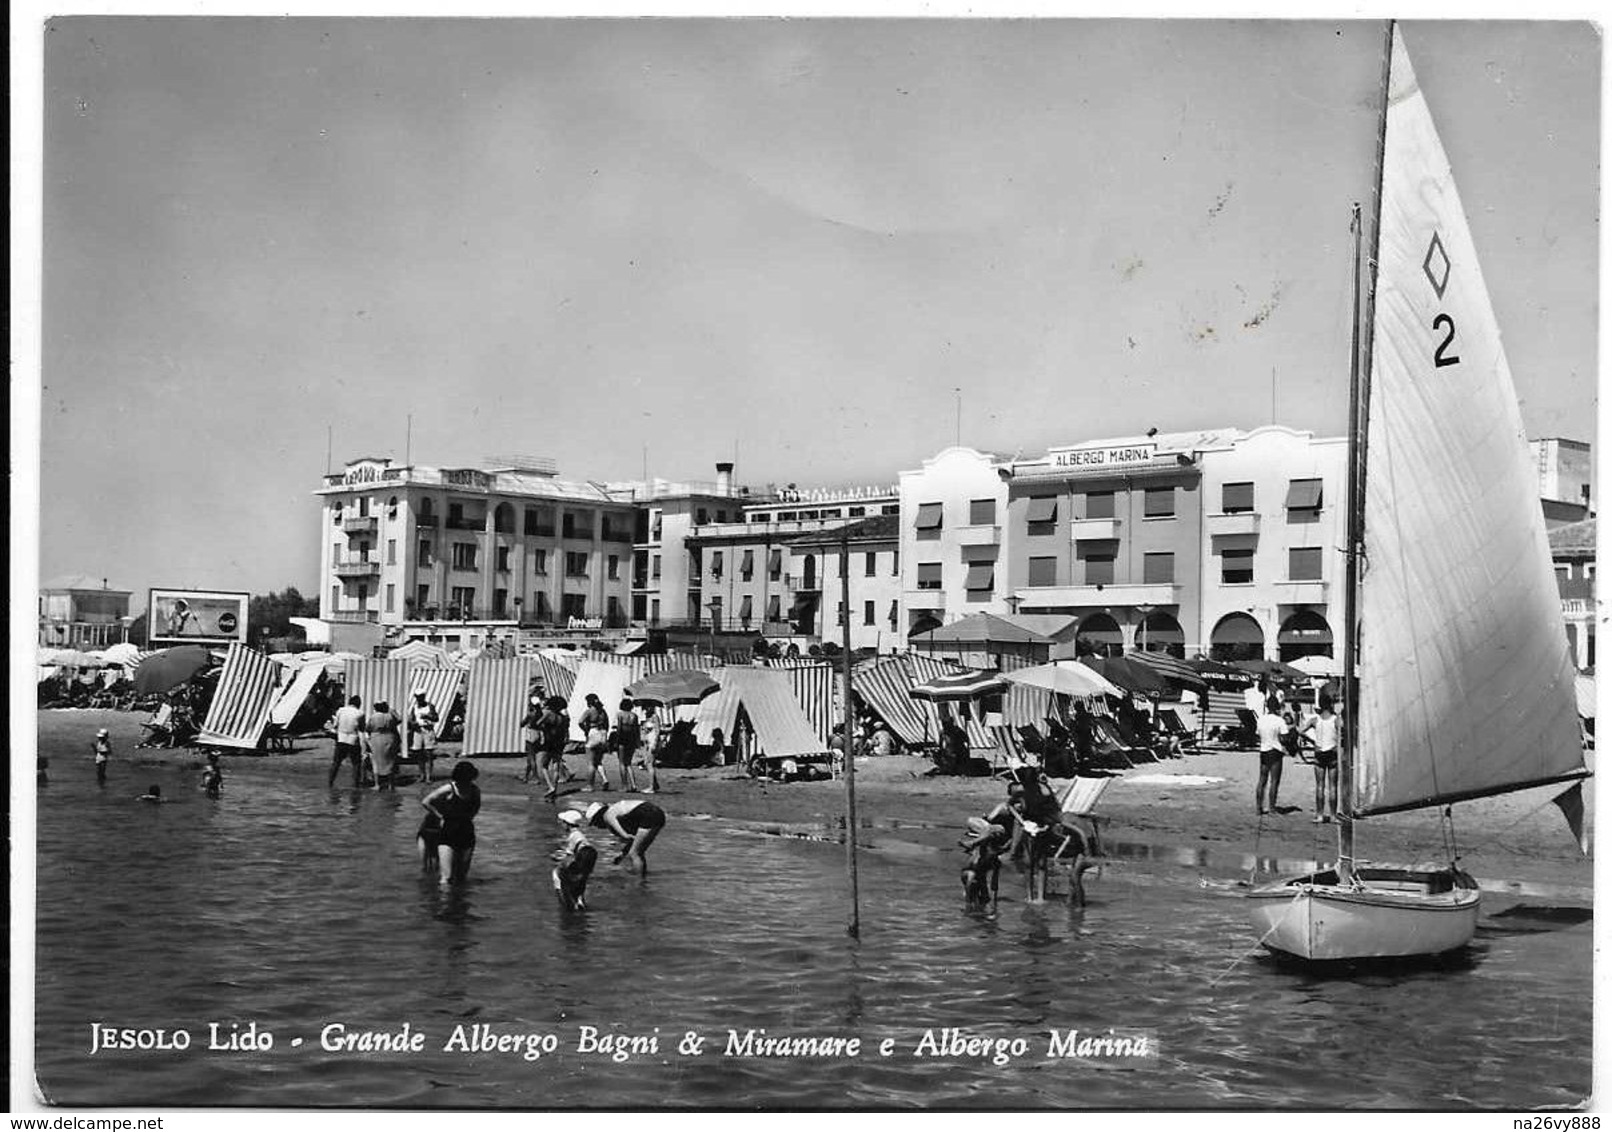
[148,589,250,646]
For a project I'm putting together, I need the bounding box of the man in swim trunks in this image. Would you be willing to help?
[1301,692,1341,823]
[1255,697,1290,816]
[330,695,364,788]
[584,798,665,876]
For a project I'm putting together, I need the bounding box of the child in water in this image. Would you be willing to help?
[200,753,224,798]
[93,728,112,784]
[137,784,163,803]
[551,809,599,911]
[960,816,1010,912]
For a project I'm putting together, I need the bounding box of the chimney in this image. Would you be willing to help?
[715,462,734,496]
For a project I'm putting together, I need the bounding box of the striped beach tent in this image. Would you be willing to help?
[390,640,452,667]
[462,656,536,756]
[710,667,827,758]
[567,659,638,740]
[852,656,937,746]
[771,661,837,742]
[532,652,578,704]
[268,662,325,729]
[410,666,465,739]
[197,643,282,749]
[345,659,414,722]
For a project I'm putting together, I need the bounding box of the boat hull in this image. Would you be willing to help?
[1246,864,1480,961]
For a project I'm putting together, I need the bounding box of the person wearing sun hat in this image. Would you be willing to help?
[92,727,113,784]
[584,797,666,876]
[551,809,598,911]
[959,815,1010,912]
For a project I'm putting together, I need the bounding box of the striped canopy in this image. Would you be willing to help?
[1128,651,1208,693]
[197,643,281,749]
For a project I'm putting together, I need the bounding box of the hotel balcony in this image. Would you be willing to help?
[1069,518,1122,540]
[1013,582,1180,608]
[341,514,378,535]
[954,523,1001,547]
[328,610,380,624]
[334,553,381,578]
[1206,512,1262,538]
[904,589,947,611]
[445,515,487,532]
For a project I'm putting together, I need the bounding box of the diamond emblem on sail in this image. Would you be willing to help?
[1421,231,1451,298]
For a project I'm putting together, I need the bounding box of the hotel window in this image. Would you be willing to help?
[1289,547,1323,581]
[333,542,341,566]
[331,584,340,609]
[963,563,995,597]
[1222,548,1255,584]
[864,600,876,626]
[607,555,620,580]
[1144,552,1175,584]
[740,595,754,625]
[562,594,587,620]
[767,594,781,621]
[849,506,866,517]
[387,539,397,565]
[533,549,548,575]
[565,552,589,577]
[865,551,878,577]
[496,546,511,573]
[387,496,398,520]
[450,586,476,614]
[524,507,540,535]
[385,584,395,612]
[1085,491,1115,519]
[888,600,899,629]
[652,554,661,579]
[741,550,755,580]
[1222,482,1255,514]
[451,543,478,571]
[532,591,550,618]
[1028,556,1058,587]
[711,551,724,579]
[881,504,900,515]
[970,499,997,525]
[914,502,944,536]
[416,584,430,611]
[332,501,343,525]
[1025,497,1058,532]
[448,502,464,527]
[917,562,943,590]
[1077,541,1117,586]
[769,549,782,581]
[564,511,590,539]
[696,508,709,525]
[1286,478,1323,521]
[1144,487,1175,518]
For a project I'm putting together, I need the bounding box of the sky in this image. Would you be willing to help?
[25,16,1601,604]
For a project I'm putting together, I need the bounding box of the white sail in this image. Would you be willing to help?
[1352,28,1586,816]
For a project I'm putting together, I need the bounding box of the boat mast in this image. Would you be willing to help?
[1339,20,1395,880]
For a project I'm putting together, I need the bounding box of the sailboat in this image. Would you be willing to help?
[1244,23,1591,962]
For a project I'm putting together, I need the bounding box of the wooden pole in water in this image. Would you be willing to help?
[841,524,861,937]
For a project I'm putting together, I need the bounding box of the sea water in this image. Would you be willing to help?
[31,763,1591,1109]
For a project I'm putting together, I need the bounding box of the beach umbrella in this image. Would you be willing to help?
[132,645,214,695]
[38,647,107,668]
[1232,658,1307,683]
[1128,651,1208,693]
[908,669,1010,701]
[1187,656,1257,689]
[1003,662,1122,699]
[626,668,720,707]
[1082,656,1172,698]
[1288,654,1343,679]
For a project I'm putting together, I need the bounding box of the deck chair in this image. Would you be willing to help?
[1093,715,1153,764]
[137,703,175,748]
[1157,706,1199,752]
[1232,708,1260,750]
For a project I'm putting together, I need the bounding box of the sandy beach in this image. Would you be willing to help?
[37,707,1591,900]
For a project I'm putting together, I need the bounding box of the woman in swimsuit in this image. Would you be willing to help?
[584,798,666,876]
[418,761,482,884]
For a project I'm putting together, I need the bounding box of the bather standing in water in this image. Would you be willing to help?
[585,799,665,876]
[365,700,403,792]
[418,760,481,884]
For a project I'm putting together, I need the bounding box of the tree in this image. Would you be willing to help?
[127,613,149,648]
[248,586,320,640]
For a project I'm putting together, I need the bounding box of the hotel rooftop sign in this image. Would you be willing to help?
[1047,443,1157,470]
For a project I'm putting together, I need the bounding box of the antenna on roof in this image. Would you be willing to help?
[405,413,412,467]
[326,425,332,476]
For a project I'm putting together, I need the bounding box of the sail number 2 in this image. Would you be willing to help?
[1423,231,1460,368]
[1432,314,1460,368]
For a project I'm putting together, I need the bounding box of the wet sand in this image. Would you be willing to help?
[36,708,1592,896]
